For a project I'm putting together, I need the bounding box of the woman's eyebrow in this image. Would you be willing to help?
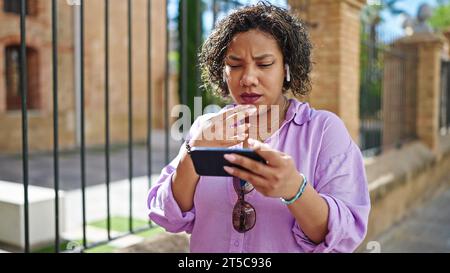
[226,54,275,61]
[253,54,275,60]
[227,55,242,61]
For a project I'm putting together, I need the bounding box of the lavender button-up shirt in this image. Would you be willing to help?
[147,99,370,253]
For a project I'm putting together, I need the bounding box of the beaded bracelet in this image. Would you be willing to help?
[280,173,308,205]
[185,140,192,154]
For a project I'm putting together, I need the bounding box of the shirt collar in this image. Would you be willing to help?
[285,98,313,126]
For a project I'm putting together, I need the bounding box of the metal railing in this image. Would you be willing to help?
[13,0,164,253]
[19,0,30,253]
[12,0,289,253]
[359,28,417,157]
[440,60,450,134]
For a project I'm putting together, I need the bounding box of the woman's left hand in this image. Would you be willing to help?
[223,138,302,199]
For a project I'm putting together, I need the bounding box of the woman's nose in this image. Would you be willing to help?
[240,73,259,87]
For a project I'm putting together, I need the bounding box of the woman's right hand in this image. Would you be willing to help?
[172,104,256,212]
[189,104,257,148]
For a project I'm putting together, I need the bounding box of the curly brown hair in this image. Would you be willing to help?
[199,1,312,98]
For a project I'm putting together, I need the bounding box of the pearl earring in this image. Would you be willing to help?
[285,64,290,82]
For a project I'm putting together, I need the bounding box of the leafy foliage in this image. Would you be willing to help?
[428,1,450,31]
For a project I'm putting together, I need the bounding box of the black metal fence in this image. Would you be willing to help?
[11,0,290,253]
[359,28,417,157]
[359,28,384,157]
[23,0,154,253]
[440,60,450,134]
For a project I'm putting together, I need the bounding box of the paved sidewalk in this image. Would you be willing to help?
[0,175,161,252]
[375,185,450,253]
[0,131,182,252]
[0,131,181,190]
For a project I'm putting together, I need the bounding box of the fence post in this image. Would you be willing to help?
[417,34,444,153]
[383,33,447,152]
[382,38,418,151]
[288,0,366,143]
[443,28,450,57]
[393,33,445,153]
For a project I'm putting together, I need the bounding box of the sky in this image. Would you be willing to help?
[378,0,439,40]
[167,0,442,42]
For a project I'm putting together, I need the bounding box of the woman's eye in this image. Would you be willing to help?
[258,63,273,67]
[228,64,241,68]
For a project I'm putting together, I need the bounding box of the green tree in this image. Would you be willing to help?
[178,0,203,123]
[178,0,230,124]
[428,0,450,31]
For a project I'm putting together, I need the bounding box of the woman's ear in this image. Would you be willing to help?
[285,64,291,82]
[223,69,227,83]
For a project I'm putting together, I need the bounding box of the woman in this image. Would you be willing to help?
[148,2,370,253]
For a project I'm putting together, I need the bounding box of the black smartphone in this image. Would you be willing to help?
[190,147,267,177]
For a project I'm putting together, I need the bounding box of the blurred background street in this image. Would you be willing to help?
[1,0,450,253]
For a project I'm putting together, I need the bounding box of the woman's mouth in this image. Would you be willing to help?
[240,93,262,104]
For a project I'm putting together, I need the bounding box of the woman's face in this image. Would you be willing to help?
[224,29,286,107]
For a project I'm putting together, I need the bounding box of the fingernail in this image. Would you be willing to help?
[235,133,247,141]
[224,154,236,162]
[223,166,234,174]
[247,138,256,145]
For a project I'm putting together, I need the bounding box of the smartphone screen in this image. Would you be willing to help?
[190,147,266,177]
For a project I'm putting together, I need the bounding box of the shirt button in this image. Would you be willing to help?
[234,240,239,247]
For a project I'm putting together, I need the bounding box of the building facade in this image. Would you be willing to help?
[0,0,175,154]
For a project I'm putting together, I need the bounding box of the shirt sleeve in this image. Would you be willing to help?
[292,112,371,252]
[147,114,207,234]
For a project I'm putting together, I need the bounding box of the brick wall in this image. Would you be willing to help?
[289,0,366,143]
[382,40,418,150]
[0,0,177,153]
[0,0,75,153]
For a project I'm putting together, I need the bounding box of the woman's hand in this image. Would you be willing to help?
[223,138,302,199]
[190,104,256,148]
[173,104,257,212]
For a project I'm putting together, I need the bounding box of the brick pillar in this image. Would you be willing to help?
[443,28,450,57]
[288,0,366,143]
[382,33,445,153]
[382,38,418,150]
[416,34,444,152]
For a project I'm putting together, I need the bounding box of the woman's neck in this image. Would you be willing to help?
[244,96,289,145]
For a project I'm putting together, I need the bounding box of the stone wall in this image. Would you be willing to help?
[359,135,450,252]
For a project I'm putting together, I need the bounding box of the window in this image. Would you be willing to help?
[3,0,37,16]
[5,45,40,111]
